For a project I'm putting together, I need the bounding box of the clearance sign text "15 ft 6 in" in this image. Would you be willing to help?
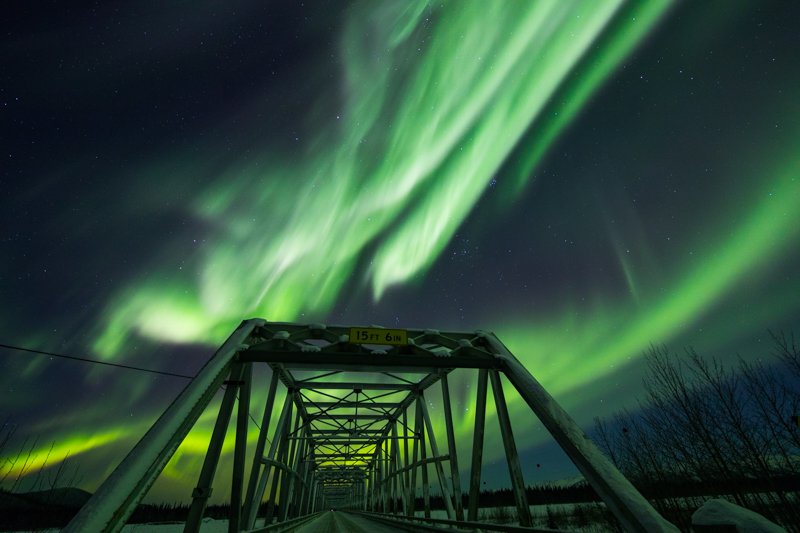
[348,327,408,346]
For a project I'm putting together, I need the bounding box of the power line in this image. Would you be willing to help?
[0,343,194,379]
[0,343,266,433]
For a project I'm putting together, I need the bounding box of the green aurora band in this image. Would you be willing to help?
[94,0,674,355]
[9,0,800,503]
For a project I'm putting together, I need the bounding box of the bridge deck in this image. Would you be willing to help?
[292,511,408,533]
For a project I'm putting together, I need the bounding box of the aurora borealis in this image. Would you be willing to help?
[2,0,799,505]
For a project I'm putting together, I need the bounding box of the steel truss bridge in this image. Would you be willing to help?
[64,319,678,533]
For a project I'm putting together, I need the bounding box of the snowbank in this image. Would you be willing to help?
[692,499,786,533]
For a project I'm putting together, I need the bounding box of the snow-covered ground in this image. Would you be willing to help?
[410,502,619,532]
[414,502,591,520]
[693,499,786,533]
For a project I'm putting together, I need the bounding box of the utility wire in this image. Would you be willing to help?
[0,343,194,379]
[1,342,266,433]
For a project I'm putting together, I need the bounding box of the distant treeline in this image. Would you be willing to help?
[0,492,266,532]
[0,487,82,532]
[407,483,602,511]
[403,472,800,511]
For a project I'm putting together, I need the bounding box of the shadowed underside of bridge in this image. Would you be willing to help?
[62,319,680,533]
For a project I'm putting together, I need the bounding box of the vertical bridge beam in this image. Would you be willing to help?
[242,370,280,525]
[184,363,246,533]
[277,408,302,522]
[467,368,488,521]
[417,396,430,519]
[228,362,252,533]
[440,373,464,521]
[247,389,293,529]
[419,391,456,520]
[409,402,420,517]
[490,369,532,527]
[402,408,411,514]
[265,393,295,524]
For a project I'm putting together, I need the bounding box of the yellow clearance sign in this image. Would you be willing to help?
[349,327,408,346]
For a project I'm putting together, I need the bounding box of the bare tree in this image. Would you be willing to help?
[593,333,800,533]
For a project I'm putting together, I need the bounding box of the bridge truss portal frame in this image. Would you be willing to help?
[63,319,678,533]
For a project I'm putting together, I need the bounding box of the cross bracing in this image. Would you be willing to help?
[63,319,679,533]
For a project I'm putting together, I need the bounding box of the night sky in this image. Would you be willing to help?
[2,0,799,505]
